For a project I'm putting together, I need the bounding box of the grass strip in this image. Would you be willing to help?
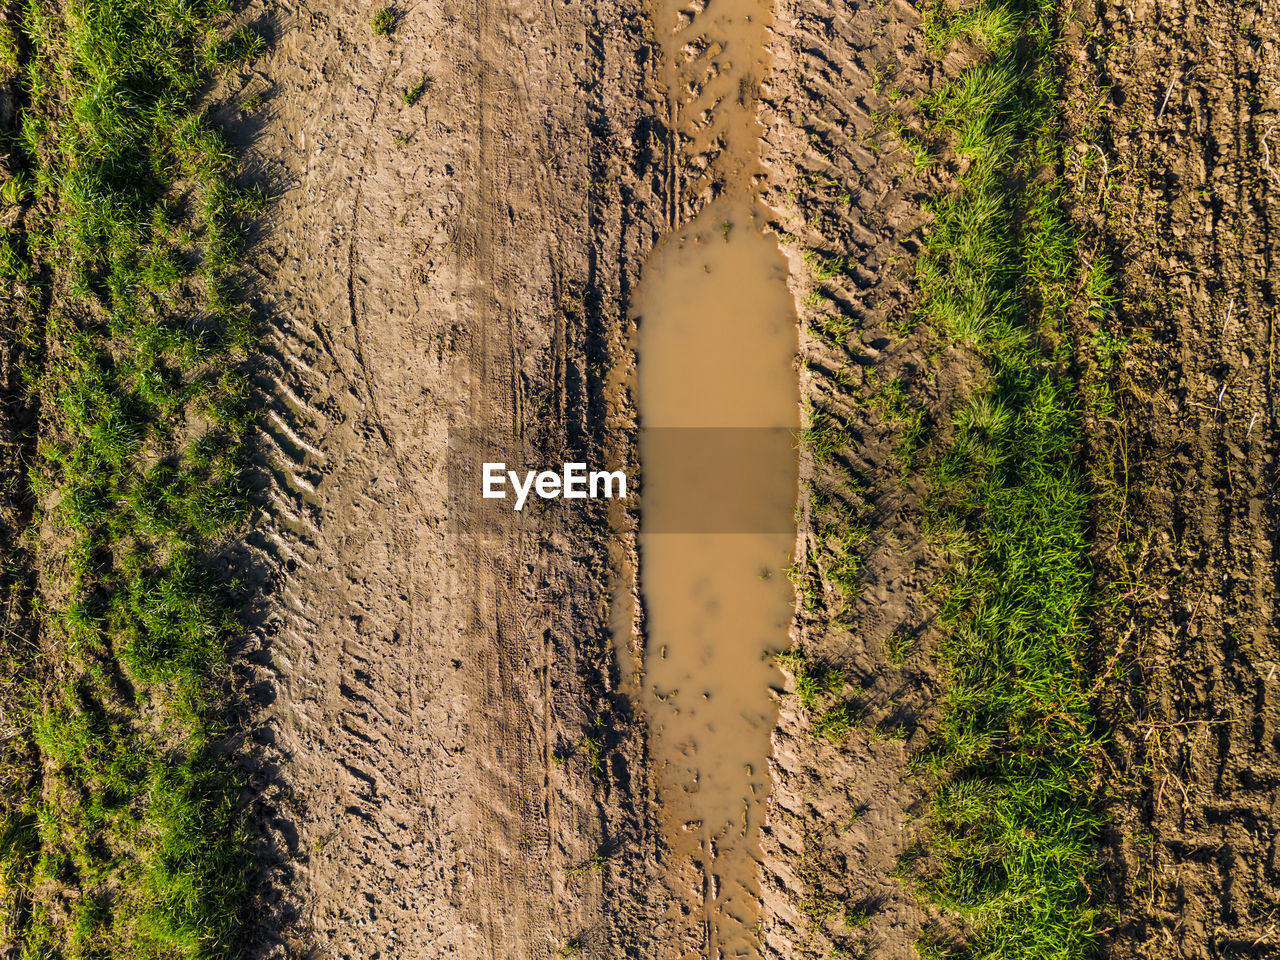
[909,1,1108,957]
[0,0,262,956]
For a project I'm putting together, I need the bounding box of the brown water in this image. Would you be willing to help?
[634,1,798,955]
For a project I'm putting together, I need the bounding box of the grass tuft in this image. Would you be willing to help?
[775,650,847,711]
[402,74,428,106]
[370,6,398,36]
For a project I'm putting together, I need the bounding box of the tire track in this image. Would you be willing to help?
[218,0,677,954]
[752,1,971,957]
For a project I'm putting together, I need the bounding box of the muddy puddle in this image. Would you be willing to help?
[633,0,798,954]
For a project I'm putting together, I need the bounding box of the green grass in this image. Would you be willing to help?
[578,733,604,778]
[811,702,860,743]
[0,0,262,956]
[370,6,397,36]
[0,20,18,75]
[775,650,848,711]
[843,906,871,929]
[809,485,872,622]
[402,74,428,106]
[776,650,865,744]
[908,1,1106,958]
[887,629,913,667]
[923,2,1020,56]
[870,378,929,469]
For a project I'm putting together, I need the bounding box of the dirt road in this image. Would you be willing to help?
[223,1,683,955]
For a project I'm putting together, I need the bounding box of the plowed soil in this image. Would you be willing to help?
[1064,0,1280,956]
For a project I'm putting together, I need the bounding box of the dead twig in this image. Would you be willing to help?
[1078,143,1110,204]
[1213,377,1231,413]
[1157,69,1180,121]
[1089,625,1137,698]
[1181,585,1209,636]
[1262,121,1280,189]
[1139,717,1234,732]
